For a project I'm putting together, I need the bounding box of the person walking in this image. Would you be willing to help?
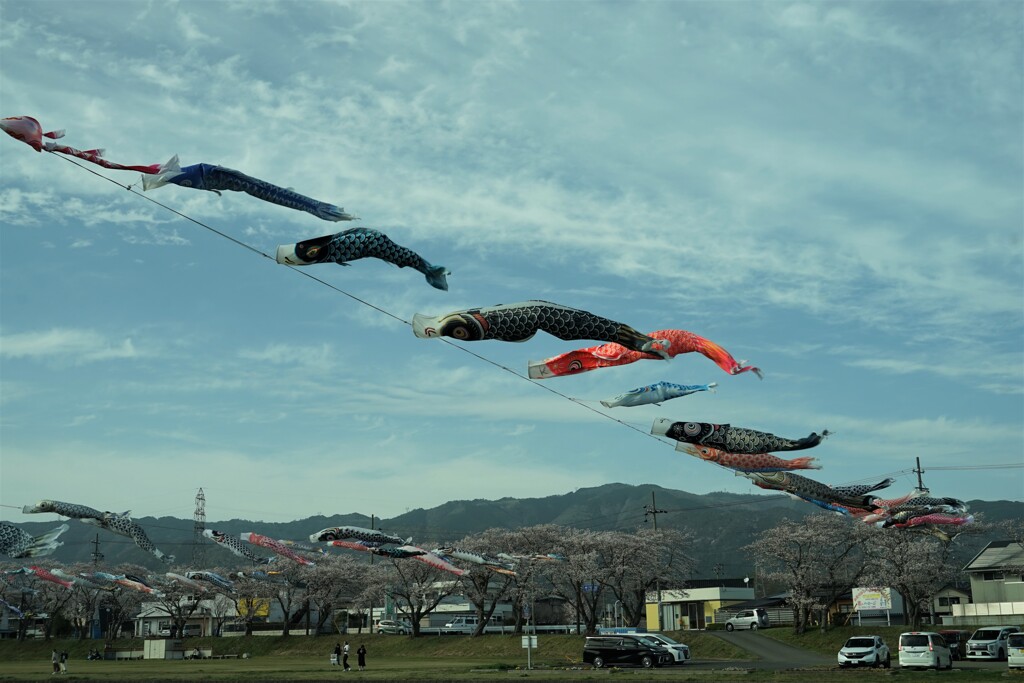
[357,644,367,670]
[59,650,68,674]
[342,641,351,671]
[51,650,59,675]
[332,642,341,667]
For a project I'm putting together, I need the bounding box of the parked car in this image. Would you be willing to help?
[1007,632,1024,670]
[442,615,505,634]
[725,608,768,631]
[966,625,1019,661]
[158,624,202,637]
[838,635,891,668]
[898,631,952,670]
[635,633,691,664]
[377,619,410,635]
[583,635,673,669]
[939,629,971,660]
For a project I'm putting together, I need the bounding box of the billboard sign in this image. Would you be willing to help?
[853,586,892,611]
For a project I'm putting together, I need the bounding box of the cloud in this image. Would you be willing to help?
[0,329,139,364]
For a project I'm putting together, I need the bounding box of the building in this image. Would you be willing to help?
[932,584,971,622]
[948,540,1024,626]
[645,579,754,630]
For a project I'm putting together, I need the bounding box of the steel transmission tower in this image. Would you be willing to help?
[193,487,206,566]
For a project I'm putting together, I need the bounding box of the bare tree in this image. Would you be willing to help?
[746,514,871,633]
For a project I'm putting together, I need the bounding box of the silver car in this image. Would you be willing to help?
[966,625,1019,661]
[725,608,768,631]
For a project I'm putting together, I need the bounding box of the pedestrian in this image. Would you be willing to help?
[357,644,367,670]
[59,650,68,674]
[51,650,59,675]
[332,642,341,667]
[342,641,351,671]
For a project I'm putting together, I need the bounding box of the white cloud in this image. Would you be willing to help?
[0,329,139,364]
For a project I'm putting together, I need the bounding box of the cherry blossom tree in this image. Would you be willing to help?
[448,528,519,636]
[229,572,278,636]
[383,558,458,637]
[144,564,214,638]
[537,527,612,634]
[862,527,964,628]
[600,527,694,627]
[746,514,871,633]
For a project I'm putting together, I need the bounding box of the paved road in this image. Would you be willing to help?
[703,630,1010,672]
[708,630,833,669]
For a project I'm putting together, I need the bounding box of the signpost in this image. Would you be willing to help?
[522,635,537,669]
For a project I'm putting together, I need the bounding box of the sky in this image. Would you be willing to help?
[1,0,1021,527]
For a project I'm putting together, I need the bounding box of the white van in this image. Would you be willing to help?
[1008,633,1024,670]
[966,625,1019,661]
[898,631,952,670]
[442,615,504,634]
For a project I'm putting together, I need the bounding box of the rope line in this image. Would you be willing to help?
[37,152,1019,514]
[48,152,673,443]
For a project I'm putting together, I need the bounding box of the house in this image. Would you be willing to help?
[948,539,1024,626]
[932,584,971,621]
[645,579,754,630]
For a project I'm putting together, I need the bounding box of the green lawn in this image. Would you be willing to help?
[0,631,1012,682]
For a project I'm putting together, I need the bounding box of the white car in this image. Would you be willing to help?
[377,619,410,635]
[966,625,1019,661]
[1007,633,1024,670]
[635,633,691,664]
[725,608,768,631]
[898,631,952,670]
[838,635,890,668]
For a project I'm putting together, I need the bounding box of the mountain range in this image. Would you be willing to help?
[10,483,1022,581]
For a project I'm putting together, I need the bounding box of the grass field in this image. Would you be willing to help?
[0,631,1016,682]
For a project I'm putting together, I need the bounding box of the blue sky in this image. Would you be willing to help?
[1,0,1021,525]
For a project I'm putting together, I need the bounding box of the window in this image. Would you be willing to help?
[982,571,1004,581]
[938,597,960,607]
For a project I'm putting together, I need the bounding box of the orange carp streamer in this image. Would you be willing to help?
[676,443,820,472]
[528,328,762,379]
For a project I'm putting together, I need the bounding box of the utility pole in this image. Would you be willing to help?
[192,488,206,567]
[644,491,667,531]
[644,491,668,629]
[368,514,374,634]
[913,457,929,492]
[90,534,103,566]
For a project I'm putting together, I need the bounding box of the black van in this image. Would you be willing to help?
[583,635,673,669]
